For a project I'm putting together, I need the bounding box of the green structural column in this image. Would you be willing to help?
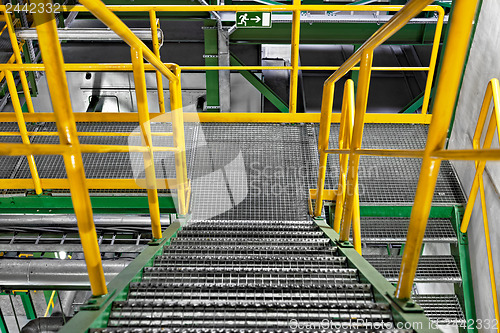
[204,20,220,112]
[20,292,37,320]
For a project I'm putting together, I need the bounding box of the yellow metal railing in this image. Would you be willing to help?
[459,78,500,327]
[312,0,489,302]
[0,0,190,296]
[0,2,444,126]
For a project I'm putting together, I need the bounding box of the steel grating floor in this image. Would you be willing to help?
[364,255,462,283]
[413,294,466,326]
[352,217,458,244]
[0,123,465,218]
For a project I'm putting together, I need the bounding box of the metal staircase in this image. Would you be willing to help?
[91,219,414,332]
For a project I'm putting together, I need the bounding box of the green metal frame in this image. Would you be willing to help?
[0,306,8,333]
[326,203,477,332]
[316,218,441,333]
[59,219,184,333]
[451,206,477,333]
[0,195,177,214]
[19,292,37,320]
[204,20,220,112]
[230,53,289,113]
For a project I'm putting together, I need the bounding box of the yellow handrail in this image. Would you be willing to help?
[459,78,500,326]
[314,0,438,218]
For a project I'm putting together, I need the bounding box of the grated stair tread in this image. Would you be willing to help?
[413,294,466,326]
[364,255,462,283]
[354,217,457,243]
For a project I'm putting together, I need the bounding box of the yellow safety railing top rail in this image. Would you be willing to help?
[0,0,190,296]
[459,78,500,327]
[313,0,491,303]
[0,3,444,125]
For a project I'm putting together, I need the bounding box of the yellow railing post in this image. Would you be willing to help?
[313,82,334,217]
[395,0,481,300]
[458,79,500,326]
[333,79,355,232]
[4,11,35,114]
[421,6,444,114]
[32,0,107,296]
[131,47,163,239]
[149,10,166,114]
[288,0,301,114]
[339,50,373,242]
[4,70,42,195]
[169,65,188,216]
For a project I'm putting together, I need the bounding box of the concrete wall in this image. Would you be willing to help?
[448,0,500,330]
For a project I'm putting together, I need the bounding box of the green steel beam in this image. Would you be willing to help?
[231,23,442,44]
[59,220,183,333]
[204,21,220,112]
[230,53,289,113]
[316,218,441,333]
[0,195,177,214]
[451,206,477,333]
[400,86,436,114]
[20,292,37,320]
[0,307,8,333]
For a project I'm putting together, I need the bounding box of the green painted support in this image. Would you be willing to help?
[20,292,37,320]
[433,0,452,8]
[0,195,177,214]
[316,218,441,332]
[0,307,8,333]
[204,20,220,112]
[59,220,184,332]
[21,44,38,98]
[451,206,477,333]
[230,53,289,113]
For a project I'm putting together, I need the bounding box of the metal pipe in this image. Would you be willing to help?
[149,11,166,114]
[15,28,163,42]
[78,0,178,83]
[289,0,301,114]
[339,50,373,242]
[4,70,42,195]
[0,214,171,226]
[32,0,107,297]
[21,316,67,333]
[169,65,189,215]
[395,0,481,300]
[0,259,131,289]
[131,47,163,239]
[4,11,35,114]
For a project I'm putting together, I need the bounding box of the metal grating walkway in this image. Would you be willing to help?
[0,123,465,217]
[364,255,462,283]
[353,217,457,243]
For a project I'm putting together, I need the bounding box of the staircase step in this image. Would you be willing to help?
[141,266,359,286]
[154,255,347,269]
[364,255,462,283]
[185,220,317,231]
[177,230,324,238]
[170,237,329,246]
[163,245,338,256]
[105,302,399,330]
[355,217,457,244]
[127,283,374,306]
[413,294,466,326]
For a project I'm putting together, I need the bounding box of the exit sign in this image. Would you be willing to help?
[236,12,272,28]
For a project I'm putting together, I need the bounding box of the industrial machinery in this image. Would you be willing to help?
[0,0,498,332]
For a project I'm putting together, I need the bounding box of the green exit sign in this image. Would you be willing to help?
[236,12,272,28]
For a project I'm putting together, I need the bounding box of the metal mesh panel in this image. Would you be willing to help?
[364,255,462,283]
[355,217,457,243]
[413,294,466,326]
[313,123,466,205]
